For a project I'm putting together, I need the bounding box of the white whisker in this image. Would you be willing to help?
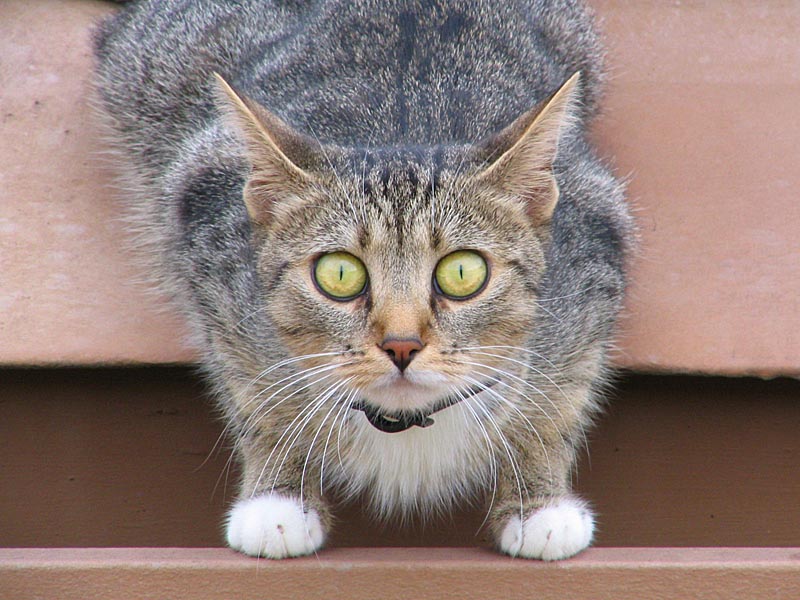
[461,390,527,523]
[320,387,359,493]
[457,359,569,433]
[300,378,356,503]
[453,387,499,532]
[459,375,553,487]
[255,378,346,497]
[456,345,562,373]
[237,366,343,445]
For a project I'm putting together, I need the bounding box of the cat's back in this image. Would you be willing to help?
[94,0,604,148]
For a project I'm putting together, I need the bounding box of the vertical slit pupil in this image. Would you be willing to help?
[459,264,464,280]
[339,264,344,281]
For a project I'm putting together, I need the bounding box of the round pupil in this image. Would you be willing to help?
[315,252,366,299]
[436,251,487,298]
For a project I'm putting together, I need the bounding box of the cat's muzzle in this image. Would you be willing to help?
[351,378,498,433]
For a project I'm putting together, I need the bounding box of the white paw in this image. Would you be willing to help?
[498,497,594,561]
[226,494,325,559]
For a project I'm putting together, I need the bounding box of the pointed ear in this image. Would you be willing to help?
[474,72,581,225]
[212,72,318,224]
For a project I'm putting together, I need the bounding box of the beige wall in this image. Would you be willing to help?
[2,1,799,375]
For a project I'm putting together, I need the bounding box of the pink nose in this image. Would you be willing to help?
[380,337,423,372]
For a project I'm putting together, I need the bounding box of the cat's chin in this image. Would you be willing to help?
[360,371,452,413]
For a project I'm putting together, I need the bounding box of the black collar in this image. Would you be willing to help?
[350,379,497,434]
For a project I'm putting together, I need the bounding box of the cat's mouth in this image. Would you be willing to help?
[351,378,499,434]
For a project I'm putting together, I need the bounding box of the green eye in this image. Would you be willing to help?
[434,250,488,299]
[314,252,368,300]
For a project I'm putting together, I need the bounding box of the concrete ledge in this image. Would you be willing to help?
[2,547,800,599]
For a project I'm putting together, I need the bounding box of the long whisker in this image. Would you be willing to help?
[269,378,352,498]
[459,344,581,427]
[461,390,528,523]
[466,362,566,428]
[320,386,359,493]
[236,364,347,447]
[239,361,348,419]
[452,385,499,533]
[454,386,525,494]
[459,374,553,485]
[457,359,569,432]
[219,369,342,502]
[300,379,356,502]
[463,350,590,459]
[221,362,341,465]
[231,365,346,474]
[210,361,347,500]
[300,384,356,560]
[459,375,537,433]
[468,350,570,400]
[455,345,566,375]
[242,351,350,400]
[335,394,355,472]
[464,355,591,492]
[206,352,350,473]
[252,378,345,497]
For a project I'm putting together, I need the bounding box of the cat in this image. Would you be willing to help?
[93,0,633,560]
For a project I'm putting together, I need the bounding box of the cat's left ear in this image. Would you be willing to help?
[212,73,319,225]
[474,72,581,225]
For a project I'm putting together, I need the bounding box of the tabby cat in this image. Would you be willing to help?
[93,0,633,560]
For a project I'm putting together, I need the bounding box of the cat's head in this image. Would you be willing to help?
[214,73,580,416]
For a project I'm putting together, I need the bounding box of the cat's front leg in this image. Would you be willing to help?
[225,444,331,559]
[493,495,594,561]
[489,432,594,560]
[226,493,327,558]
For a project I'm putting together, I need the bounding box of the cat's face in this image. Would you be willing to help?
[213,72,579,416]
[257,161,545,414]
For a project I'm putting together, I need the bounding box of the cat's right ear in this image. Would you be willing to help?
[212,73,318,224]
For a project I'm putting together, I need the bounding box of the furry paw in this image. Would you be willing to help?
[498,497,594,561]
[226,494,326,559]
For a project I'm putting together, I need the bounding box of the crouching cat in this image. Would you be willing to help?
[93,0,633,560]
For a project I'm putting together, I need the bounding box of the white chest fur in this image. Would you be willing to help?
[331,402,492,515]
